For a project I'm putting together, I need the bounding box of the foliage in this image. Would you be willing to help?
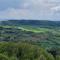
[0,54,8,60]
[0,42,56,60]
[0,20,60,60]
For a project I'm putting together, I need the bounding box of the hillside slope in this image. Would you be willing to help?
[1,20,60,28]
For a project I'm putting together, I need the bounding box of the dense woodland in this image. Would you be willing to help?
[0,20,60,60]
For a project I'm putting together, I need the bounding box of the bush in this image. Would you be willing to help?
[0,42,55,60]
[0,54,8,60]
[56,55,60,60]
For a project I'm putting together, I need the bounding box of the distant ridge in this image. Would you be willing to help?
[0,20,60,28]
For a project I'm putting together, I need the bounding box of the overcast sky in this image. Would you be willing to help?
[0,0,60,20]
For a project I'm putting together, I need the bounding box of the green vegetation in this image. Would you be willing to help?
[0,20,60,60]
[0,42,56,60]
[0,25,60,48]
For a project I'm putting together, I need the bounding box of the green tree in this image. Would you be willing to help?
[0,54,8,60]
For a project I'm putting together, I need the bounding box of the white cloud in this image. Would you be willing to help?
[0,0,60,20]
[51,6,60,11]
[0,8,35,19]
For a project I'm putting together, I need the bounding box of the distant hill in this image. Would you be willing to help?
[0,20,60,28]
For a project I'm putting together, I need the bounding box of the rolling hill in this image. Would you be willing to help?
[1,20,60,28]
[0,20,60,60]
[0,20,60,49]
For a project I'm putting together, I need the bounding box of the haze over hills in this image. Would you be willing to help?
[0,20,60,28]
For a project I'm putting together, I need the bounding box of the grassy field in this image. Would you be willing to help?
[1,25,55,33]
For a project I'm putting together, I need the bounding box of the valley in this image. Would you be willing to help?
[0,20,60,60]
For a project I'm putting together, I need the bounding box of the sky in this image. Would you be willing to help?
[0,0,60,20]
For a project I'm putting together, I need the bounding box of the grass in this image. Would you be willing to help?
[1,25,60,33]
[0,25,49,33]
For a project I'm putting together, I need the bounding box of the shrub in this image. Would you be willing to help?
[0,54,8,60]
